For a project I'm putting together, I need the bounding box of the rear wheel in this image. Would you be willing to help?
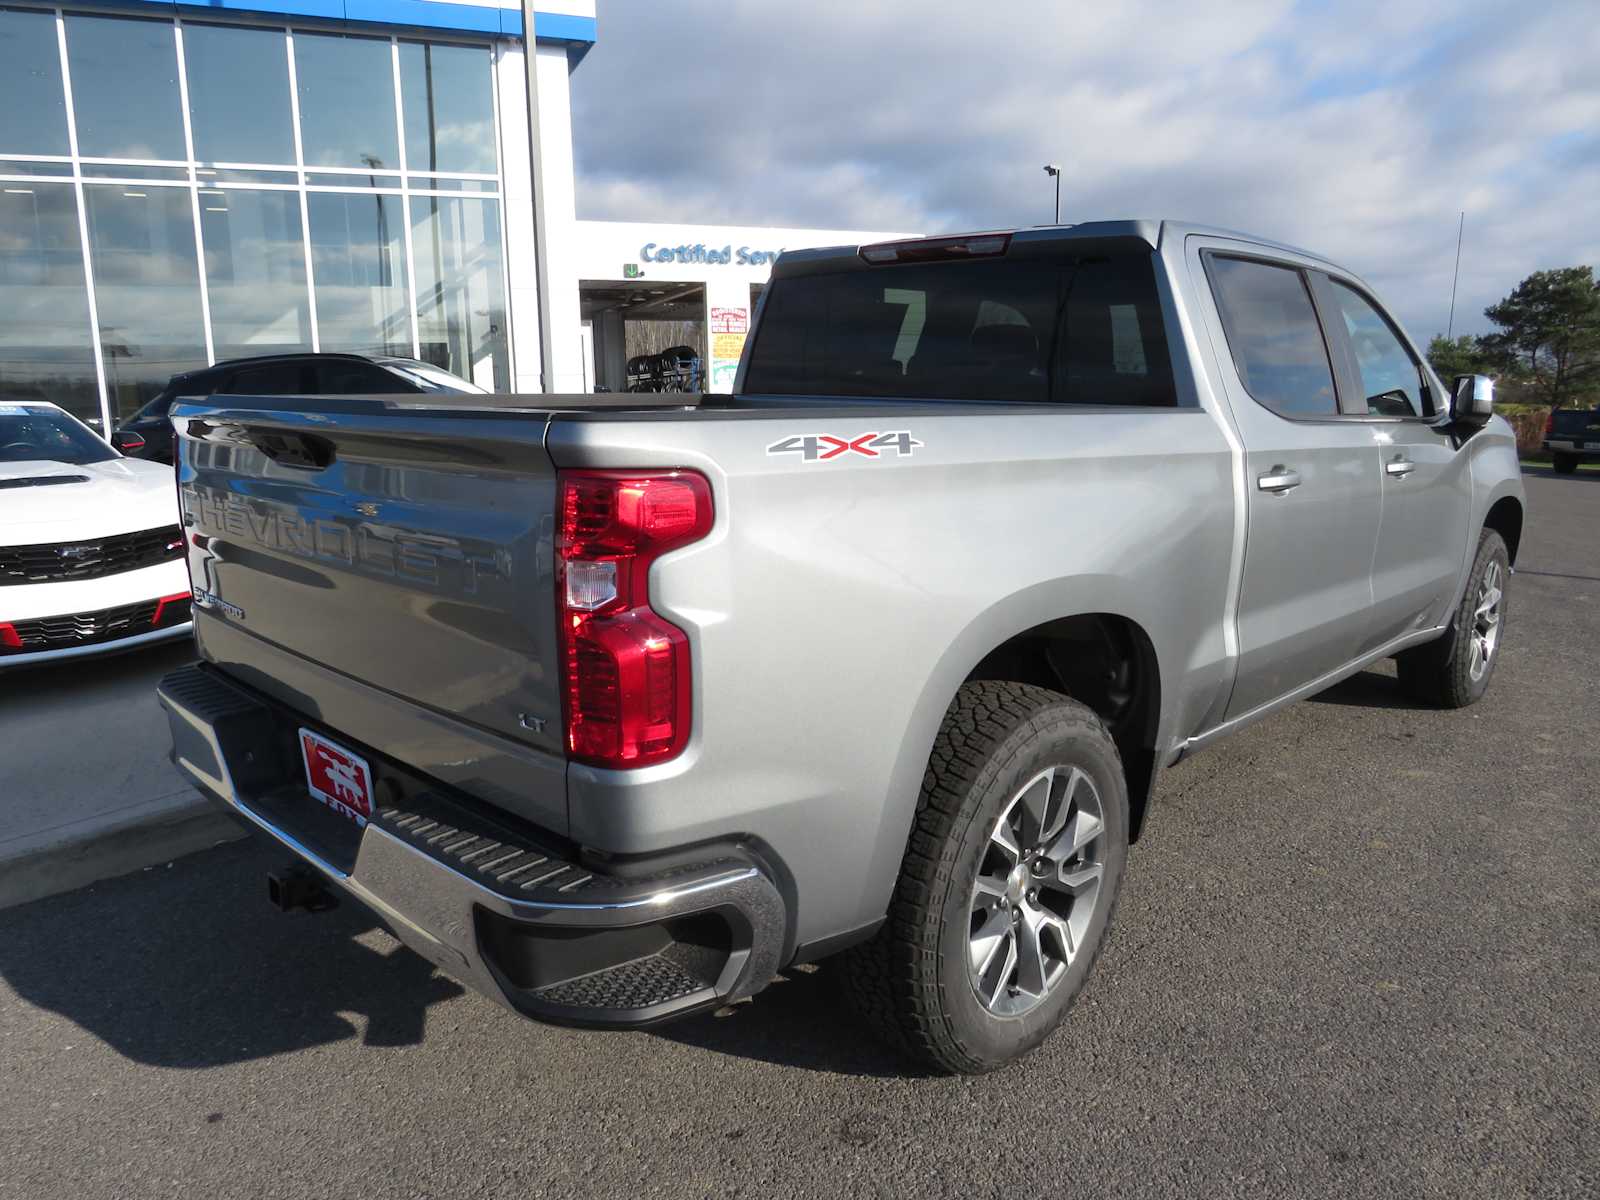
[1397,528,1508,708]
[1551,453,1578,475]
[842,681,1128,1074]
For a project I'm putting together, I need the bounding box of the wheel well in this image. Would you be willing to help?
[964,613,1161,841]
[1484,497,1523,565]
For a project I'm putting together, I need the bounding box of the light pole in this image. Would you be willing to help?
[1042,164,1062,224]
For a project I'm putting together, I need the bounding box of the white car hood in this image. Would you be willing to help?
[0,458,181,546]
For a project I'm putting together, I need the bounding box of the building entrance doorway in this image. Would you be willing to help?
[579,280,706,392]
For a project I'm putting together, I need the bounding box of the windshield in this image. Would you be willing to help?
[381,361,488,394]
[0,405,118,465]
[743,253,1176,406]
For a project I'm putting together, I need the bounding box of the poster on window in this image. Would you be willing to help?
[710,307,749,334]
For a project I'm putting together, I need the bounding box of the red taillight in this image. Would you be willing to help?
[1544,410,1556,435]
[0,623,20,649]
[557,470,713,768]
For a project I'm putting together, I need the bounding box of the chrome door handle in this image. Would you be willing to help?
[1385,456,1416,478]
[1257,466,1302,494]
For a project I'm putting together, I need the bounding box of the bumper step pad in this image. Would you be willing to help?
[535,955,706,1011]
[374,791,749,906]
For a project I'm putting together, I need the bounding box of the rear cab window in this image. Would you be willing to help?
[743,249,1177,406]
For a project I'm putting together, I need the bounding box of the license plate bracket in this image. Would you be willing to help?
[298,728,375,826]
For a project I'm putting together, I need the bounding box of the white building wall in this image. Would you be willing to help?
[496,39,542,392]
[536,43,588,394]
[566,220,910,392]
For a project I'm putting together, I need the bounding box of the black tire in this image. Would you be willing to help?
[841,681,1128,1075]
[1551,453,1578,475]
[1396,528,1509,708]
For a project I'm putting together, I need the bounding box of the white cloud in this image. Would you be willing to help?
[572,0,1600,339]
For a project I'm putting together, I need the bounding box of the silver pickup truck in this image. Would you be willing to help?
[158,220,1525,1074]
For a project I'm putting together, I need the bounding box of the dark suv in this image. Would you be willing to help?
[112,353,485,463]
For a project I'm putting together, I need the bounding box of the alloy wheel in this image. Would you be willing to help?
[967,765,1107,1017]
[1469,558,1503,683]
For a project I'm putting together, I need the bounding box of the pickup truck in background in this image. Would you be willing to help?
[1544,407,1600,473]
[158,220,1525,1074]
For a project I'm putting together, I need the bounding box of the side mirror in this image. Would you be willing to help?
[1449,374,1494,427]
[111,429,146,454]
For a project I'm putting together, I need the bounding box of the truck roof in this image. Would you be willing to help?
[773,219,1340,276]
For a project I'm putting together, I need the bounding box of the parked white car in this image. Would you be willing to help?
[1,401,191,667]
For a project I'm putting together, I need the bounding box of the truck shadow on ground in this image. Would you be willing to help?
[1306,667,1418,711]
[649,967,934,1079]
[0,838,928,1078]
[0,840,463,1069]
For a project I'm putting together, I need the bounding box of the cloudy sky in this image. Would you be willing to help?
[569,0,1600,341]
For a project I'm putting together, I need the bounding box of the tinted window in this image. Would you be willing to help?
[310,360,403,394]
[1330,281,1429,417]
[1207,256,1337,417]
[0,405,116,464]
[65,15,185,160]
[183,24,295,165]
[224,362,307,394]
[379,360,485,393]
[744,254,1176,405]
[130,390,177,422]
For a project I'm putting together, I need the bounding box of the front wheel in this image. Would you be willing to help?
[1397,528,1509,708]
[842,681,1128,1074]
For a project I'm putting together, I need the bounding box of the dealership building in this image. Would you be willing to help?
[0,0,899,432]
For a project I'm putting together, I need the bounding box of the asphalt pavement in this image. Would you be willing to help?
[1,467,1595,1199]
[0,638,241,909]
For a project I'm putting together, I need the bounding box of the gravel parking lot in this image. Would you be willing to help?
[1,469,1595,1200]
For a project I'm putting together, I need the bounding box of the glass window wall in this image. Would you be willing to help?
[64,14,186,161]
[83,184,206,419]
[308,191,412,357]
[399,42,497,176]
[200,188,312,361]
[0,183,99,424]
[412,195,508,390]
[0,14,510,431]
[294,33,400,171]
[0,8,70,157]
[184,24,296,165]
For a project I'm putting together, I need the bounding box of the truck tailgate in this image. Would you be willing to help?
[173,397,567,823]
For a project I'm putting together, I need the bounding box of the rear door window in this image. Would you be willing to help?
[744,253,1176,406]
[1205,256,1338,417]
[223,361,309,394]
[309,359,408,395]
[1328,281,1431,417]
[129,391,175,423]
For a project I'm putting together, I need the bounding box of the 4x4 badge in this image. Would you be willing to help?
[766,431,922,463]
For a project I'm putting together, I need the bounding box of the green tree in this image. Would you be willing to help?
[1425,334,1489,382]
[1478,267,1600,409]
